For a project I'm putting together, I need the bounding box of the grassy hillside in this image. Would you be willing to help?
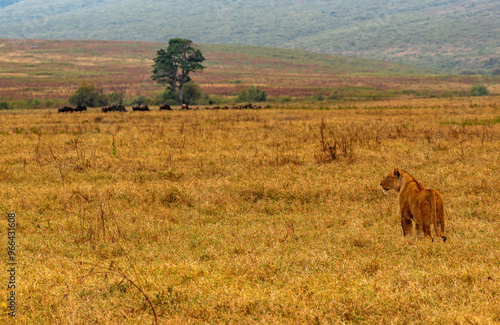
[0,0,498,72]
[1,38,498,110]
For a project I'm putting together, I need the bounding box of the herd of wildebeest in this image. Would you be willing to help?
[58,103,269,113]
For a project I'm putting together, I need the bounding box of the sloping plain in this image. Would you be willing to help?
[0,39,497,108]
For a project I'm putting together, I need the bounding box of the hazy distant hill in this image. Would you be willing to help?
[0,0,498,72]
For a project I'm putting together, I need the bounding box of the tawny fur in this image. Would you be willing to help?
[380,168,446,241]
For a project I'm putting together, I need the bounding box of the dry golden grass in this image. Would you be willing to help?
[0,96,499,324]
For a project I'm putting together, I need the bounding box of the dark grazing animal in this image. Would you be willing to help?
[73,105,87,112]
[102,105,127,112]
[132,104,150,111]
[159,104,172,111]
[58,106,74,113]
[203,103,267,110]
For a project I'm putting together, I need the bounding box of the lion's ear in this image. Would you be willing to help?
[394,168,400,177]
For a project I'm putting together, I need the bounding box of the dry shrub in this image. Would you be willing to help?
[315,119,355,163]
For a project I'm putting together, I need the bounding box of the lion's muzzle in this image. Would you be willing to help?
[380,183,389,195]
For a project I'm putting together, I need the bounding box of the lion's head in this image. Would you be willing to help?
[380,168,402,195]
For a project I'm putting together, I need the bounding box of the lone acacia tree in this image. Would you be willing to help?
[151,38,205,104]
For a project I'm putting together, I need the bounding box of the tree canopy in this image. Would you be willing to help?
[69,81,106,107]
[151,38,205,104]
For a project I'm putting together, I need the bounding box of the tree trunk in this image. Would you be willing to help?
[178,82,184,104]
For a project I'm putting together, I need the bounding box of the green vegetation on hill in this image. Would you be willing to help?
[0,38,498,110]
[0,0,497,72]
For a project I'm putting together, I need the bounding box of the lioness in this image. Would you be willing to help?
[380,168,446,242]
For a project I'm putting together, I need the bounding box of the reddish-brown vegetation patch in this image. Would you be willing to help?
[0,39,497,104]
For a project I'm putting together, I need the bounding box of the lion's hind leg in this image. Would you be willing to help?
[423,221,433,241]
[413,206,424,239]
[416,193,433,241]
[401,210,413,237]
[435,190,446,242]
[424,190,435,241]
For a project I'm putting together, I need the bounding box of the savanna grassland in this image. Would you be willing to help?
[0,96,499,324]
